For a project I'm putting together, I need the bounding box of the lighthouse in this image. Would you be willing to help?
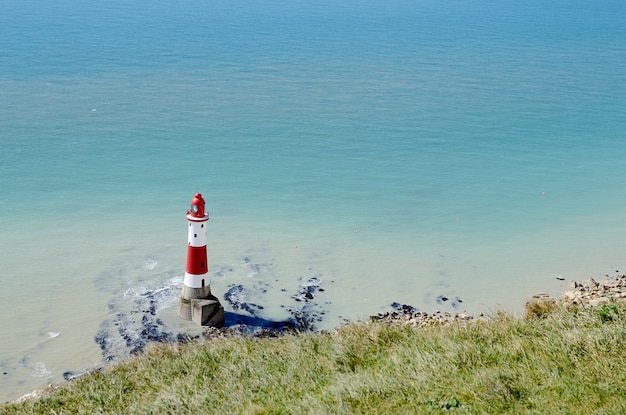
[177,193,224,327]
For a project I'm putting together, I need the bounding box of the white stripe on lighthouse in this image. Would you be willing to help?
[187,221,207,247]
[184,272,206,288]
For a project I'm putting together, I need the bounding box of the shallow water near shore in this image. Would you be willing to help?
[2,0,626,403]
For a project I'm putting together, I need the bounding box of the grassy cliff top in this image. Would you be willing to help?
[3,298,626,414]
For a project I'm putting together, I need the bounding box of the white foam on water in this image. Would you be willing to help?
[31,363,51,379]
[143,259,158,270]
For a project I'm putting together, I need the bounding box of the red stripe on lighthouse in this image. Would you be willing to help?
[186,245,208,275]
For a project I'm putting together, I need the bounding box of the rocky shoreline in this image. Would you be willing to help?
[372,274,626,326]
[559,274,626,307]
[370,302,479,327]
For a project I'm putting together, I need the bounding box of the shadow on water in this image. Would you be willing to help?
[224,311,293,331]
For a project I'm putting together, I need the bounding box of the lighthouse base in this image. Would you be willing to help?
[191,299,225,327]
[178,285,225,327]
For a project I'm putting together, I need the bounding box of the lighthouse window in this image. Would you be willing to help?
[194,234,197,238]
[201,224,204,228]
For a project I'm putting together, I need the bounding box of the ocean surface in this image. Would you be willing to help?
[1,0,625,402]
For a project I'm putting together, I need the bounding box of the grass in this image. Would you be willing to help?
[3,304,626,414]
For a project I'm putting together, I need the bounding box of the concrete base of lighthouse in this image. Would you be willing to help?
[178,285,225,327]
[191,298,224,327]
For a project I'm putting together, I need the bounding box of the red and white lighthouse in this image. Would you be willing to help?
[184,192,209,291]
[178,193,224,326]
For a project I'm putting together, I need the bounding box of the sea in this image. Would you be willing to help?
[1,0,625,403]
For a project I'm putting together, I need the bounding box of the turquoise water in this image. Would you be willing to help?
[2,0,626,402]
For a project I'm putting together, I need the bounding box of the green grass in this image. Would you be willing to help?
[4,305,626,414]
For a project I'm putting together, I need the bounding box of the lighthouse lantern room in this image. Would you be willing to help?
[177,193,224,327]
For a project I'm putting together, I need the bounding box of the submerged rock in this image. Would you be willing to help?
[224,284,264,316]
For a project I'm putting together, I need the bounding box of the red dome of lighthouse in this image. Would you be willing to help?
[188,193,206,218]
